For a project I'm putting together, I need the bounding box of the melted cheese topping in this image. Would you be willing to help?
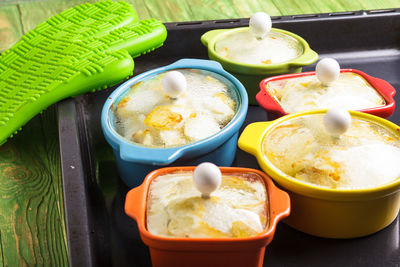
[215,30,302,65]
[263,115,400,189]
[266,73,385,113]
[115,69,236,147]
[146,171,268,238]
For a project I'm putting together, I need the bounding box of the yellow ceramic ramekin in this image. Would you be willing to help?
[201,27,318,104]
[238,110,400,238]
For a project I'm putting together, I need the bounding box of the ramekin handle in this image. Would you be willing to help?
[166,58,223,70]
[238,121,272,156]
[120,145,183,165]
[368,76,397,100]
[200,29,228,47]
[269,183,291,225]
[288,48,318,68]
[256,82,286,117]
[125,183,146,221]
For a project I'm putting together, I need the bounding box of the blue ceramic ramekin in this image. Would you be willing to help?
[101,58,248,187]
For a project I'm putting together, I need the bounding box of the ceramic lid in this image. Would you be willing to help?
[114,68,238,148]
[215,29,303,66]
[262,111,400,189]
[146,167,268,238]
[265,59,386,113]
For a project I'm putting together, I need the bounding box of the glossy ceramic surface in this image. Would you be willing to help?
[201,27,318,104]
[125,166,290,267]
[257,69,396,118]
[238,110,400,238]
[101,58,248,187]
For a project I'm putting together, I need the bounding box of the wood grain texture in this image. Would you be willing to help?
[125,0,151,20]
[0,106,68,266]
[0,0,399,50]
[18,0,97,33]
[0,5,23,51]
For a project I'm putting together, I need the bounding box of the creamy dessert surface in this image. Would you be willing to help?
[146,171,268,238]
[263,114,400,189]
[215,30,302,65]
[266,73,385,113]
[115,69,236,147]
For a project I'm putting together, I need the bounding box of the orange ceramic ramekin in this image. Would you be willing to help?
[125,166,290,267]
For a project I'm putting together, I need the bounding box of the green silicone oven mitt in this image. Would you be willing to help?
[0,0,167,145]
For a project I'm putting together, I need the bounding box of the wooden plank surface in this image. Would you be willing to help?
[2,0,400,50]
[18,0,97,33]
[0,0,400,267]
[0,106,68,266]
[0,5,23,51]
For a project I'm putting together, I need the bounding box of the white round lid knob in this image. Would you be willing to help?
[249,12,272,40]
[161,71,187,99]
[193,162,222,198]
[324,108,352,137]
[316,58,340,86]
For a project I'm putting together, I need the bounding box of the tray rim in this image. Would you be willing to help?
[57,9,400,267]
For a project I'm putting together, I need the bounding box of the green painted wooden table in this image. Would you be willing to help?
[0,0,399,266]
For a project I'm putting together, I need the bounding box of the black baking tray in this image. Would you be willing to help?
[58,10,400,267]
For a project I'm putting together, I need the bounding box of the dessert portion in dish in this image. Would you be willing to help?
[146,170,268,238]
[263,113,400,189]
[266,72,385,113]
[115,69,236,147]
[214,12,302,65]
[215,30,302,65]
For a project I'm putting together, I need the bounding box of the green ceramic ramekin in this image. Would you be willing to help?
[201,27,318,104]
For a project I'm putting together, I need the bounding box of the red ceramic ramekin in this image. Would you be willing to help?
[125,166,290,267]
[256,69,396,119]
